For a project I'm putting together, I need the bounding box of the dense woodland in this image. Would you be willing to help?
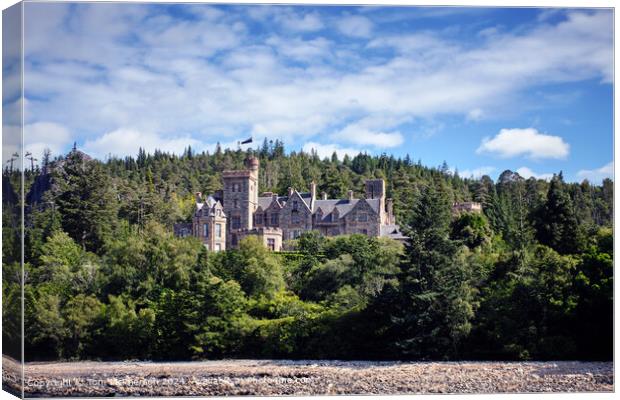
[2,140,613,361]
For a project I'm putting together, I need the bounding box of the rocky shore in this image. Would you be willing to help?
[2,356,613,396]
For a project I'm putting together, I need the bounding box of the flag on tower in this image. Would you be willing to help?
[240,137,253,144]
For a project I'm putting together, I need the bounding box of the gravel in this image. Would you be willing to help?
[2,356,613,397]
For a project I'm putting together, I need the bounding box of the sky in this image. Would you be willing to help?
[6,3,614,182]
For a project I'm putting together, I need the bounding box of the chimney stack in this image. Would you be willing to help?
[195,192,203,203]
[321,192,327,200]
[288,187,294,197]
[386,198,394,224]
[348,190,354,201]
[310,181,316,200]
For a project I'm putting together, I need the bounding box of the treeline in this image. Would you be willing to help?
[1,142,613,361]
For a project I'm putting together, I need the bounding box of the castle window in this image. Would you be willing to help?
[267,238,276,251]
[256,213,263,225]
[232,234,238,246]
[270,213,279,226]
[215,243,222,252]
[292,211,300,224]
[292,200,298,210]
[232,216,241,229]
[359,229,368,235]
[203,223,209,237]
[216,223,222,238]
[233,199,239,208]
[232,183,240,192]
[358,213,368,222]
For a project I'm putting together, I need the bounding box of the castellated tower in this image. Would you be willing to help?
[222,156,259,247]
[365,179,387,224]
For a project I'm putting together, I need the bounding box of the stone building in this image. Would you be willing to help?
[175,155,407,251]
[452,201,483,214]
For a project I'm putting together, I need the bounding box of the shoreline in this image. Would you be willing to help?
[2,356,613,397]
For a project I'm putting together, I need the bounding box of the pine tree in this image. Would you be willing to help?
[534,173,584,254]
[395,179,475,359]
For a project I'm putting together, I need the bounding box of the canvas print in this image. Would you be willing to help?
[2,1,614,397]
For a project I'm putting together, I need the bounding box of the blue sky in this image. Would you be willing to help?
[12,3,614,182]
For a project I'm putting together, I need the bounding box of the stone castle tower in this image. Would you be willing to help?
[222,156,259,246]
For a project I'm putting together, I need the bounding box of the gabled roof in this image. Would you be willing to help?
[380,224,408,240]
[258,195,285,211]
[314,198,381,220]
[195,195,225,217]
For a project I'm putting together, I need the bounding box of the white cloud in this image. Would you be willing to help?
[332,124,403,148]
[83,129,204,159]
[20,5,611,160]
[477,128,569,159]
[457,166,496,179]
[337,15,373,38]
[516,166,554,181]
[280,12,324,32]
[467,108,484,121]
[24,122,73,163]
[302,142,362,160]
[577,161,613,183]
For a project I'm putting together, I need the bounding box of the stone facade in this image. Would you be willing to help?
[175,155,407,250]
[237,227,283,251]
[452,201,483,214]
[192,193,227,251]
[222,157,259,247]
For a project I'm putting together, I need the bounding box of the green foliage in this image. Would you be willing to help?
[451,212,492,248]
[16,145,612,362]
[534,174,585,254]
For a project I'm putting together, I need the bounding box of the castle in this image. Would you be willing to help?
[174,156,407,251]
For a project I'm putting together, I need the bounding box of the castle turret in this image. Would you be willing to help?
[222,155,259,247]
[365,179,386,223]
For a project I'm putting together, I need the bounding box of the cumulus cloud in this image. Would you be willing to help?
[332,125,403,148]
[83,129,205,159]
[20,5,611,159]
[516,167,554,181]
[457,166,496,179]
[337,15,373,38]
[24,122,73,162]
[477,128,570,159]
[577,161,613,183]
[302,142,362,160]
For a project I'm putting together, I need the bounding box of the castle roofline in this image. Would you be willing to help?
[222,170,253,178]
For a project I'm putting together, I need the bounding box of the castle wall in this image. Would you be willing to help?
[278,192,313,241]
[342,199,381,237]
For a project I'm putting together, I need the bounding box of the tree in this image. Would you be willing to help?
[237,236,285,298]
[52,151,119,251]
[534,174,584,254]
[451,212,492,248]
[63,294,104,358]
[395,180,476,359]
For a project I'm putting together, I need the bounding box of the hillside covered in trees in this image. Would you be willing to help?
[2,140,613,362]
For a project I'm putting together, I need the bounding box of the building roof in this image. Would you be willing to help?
[257,195,381,220]
[380,224,408,240]
[195,195,224,217]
